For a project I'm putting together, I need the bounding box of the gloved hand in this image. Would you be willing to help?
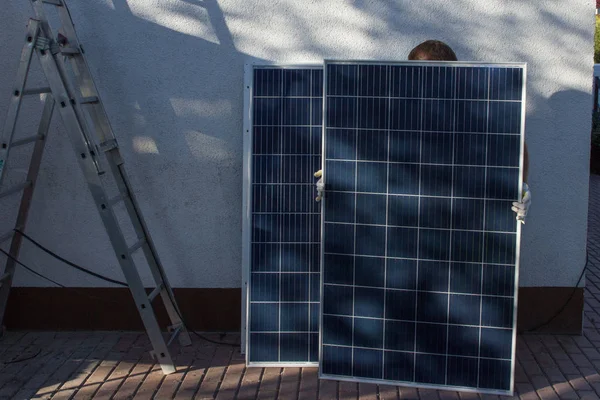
[314,169,324,202]
[512,183,531,224]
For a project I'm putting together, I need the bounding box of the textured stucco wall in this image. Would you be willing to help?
[0,0,595,288]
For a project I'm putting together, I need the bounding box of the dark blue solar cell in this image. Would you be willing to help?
[419,229,450,260]
[390,65,422,98]
[280,127,310,155]
[484,233,516,264]
[421,132,454,164]
[482,264,515,296]
[415,323,447,354]
[323,254,354,285]
[454,133,486,166]
[447,325,479,356]
[323,284,354,316]
[389,131,420,162]
[451,231,483,262]
[311,69,323,96]
[281,273,309,302]
[252,155,281,184]
[249,333,279,362]
[280,333,309,362]
[253,127,280,155]
[420,165,452,196]
[325,160,355,192]
[420,197,451,229]
[479,359,511,390]
[252,243,280,272]
[324,223,355,254]
[282,69,312,97]
[310,333,319,361]
[388,164,420,195]
[250,303,279,331]
[415,354,446,385]
[388,195,419,227]
[358,98,389,129]
[250,273,279,301]
[310,273,319,301]
[384,351,414,382]
[355,256,385,288]
[324,192,355,223]
[354,287,384,318]
[356,225,386,257]
[356,194,387,225]
[448,294,481,325]
[423,66,455,99]
[280,155,312,184]
[354,317,384,348]
[446,356,479,388]
[327,97,357,128]
[322,345,352,376]
[386,259,417,290]
[327,64,358,96]
[357,130,388,161]
[311,98,323,126]
[358,64,389,97]
[485,200,518,232]
[456,67,488,100]
[452,199,484,230]
[486,167,519,200]
[390,99,422,130]
[489,67,523,101]
[453,166,486,198]
[353,348,383,379]
[385,290,416,321]
[385,320,415,351]
[387,227,418,258]
[450,263,481,294]
[417,261,450,292]
[323,315,353,346]
[357,162,388,193]
[254,68,281,96]
[281,304,309,331]
[416,292,449,323]
[481,296,513,328]
[456,101,487,133]
[310,304,319,331]
[487,134,520,167]
[254,98,281,125]
[281,214,319,243]
[423,100,454,132]
[489,102,522,134]
[480,328,512,359]
[326,129,356,160]
[252,214,279,243]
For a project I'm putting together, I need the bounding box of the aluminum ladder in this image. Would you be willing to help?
[0,0,191,374]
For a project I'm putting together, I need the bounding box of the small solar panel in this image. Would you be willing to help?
[243,65,323,365]
[319,61,525,394]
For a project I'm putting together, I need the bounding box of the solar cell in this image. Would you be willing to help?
[242,65,323,365]
[319,61,525,394]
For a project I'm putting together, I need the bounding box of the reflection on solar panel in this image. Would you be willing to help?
[243,65,323,365]
[319,61,525,394]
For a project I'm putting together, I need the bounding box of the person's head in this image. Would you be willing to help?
[408,40,457,61]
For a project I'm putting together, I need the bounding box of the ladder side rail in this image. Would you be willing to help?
[0,94,55,326]
[33,23,177,374]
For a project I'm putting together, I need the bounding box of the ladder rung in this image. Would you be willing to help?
[0,231,13,244]
[80,96,99,104]
[23,87,51,96]
[148,284,164,303]
[0,181,31,199]
[42,0,63,5]
[99,139,118,152]
[167,324,183,346]
[108,194,124,206]
[61,47,80,55]
[0,272,12,284]
[11,135,43,148]
[128,238,146,255]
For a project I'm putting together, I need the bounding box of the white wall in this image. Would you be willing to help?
[0,0,594,288]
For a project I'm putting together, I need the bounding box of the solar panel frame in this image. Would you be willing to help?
[242,62,323,366]
[318,59,526,395]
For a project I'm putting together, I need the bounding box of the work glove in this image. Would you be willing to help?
[512,183,531,224]
[314,169,324,202]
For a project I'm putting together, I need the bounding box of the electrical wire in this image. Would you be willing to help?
[524,250,588,333]
[13,230,240,347]
[0,248,65,288]
[4,348,42,365]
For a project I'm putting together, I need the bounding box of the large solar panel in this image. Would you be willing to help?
[242,65,323,365]
[319,61,525,394]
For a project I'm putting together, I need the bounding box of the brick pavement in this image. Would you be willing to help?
[1,176,599,399]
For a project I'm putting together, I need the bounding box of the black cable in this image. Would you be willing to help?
[524,250,588,333]
[14,230,239,347]
[0,248,66,288]
[15,229,127,287]
[4,348,42,365]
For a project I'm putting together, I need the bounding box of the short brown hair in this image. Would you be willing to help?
[408,40,457,61]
